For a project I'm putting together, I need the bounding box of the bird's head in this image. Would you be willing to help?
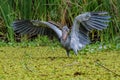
[62,26,69,32]
[62,26,70,41]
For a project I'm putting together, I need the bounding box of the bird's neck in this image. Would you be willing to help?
[62,31,69,41]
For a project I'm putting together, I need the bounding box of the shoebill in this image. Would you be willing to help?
[12,12,110,57]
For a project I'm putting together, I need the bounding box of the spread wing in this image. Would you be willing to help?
[12,20,62,38]
[70,12,110,53]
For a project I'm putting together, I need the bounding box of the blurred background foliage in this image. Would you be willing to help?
[0,0,120,44]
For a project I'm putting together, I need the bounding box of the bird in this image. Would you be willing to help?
[12,12,110,57]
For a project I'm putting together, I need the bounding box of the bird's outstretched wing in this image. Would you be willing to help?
[70,12,110,53]
[12,20,62,38]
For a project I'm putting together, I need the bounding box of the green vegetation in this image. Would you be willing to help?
[0,0,120,80]
[0,0,120,42]
[0,37,119,79]
[0,45,120,80]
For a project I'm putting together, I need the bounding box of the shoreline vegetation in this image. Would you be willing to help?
[0,46,120,80]
[0,0,119,43]
[0,0,120,80]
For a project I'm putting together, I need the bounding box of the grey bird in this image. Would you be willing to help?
[12,12,110,57]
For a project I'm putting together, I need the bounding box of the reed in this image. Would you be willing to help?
[0,0,119,43]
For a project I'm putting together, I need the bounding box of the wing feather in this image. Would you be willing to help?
[70,12,110,53]
[12,20,62,38]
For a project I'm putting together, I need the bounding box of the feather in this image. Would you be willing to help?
[12,20,62,38]
[90,17,110,22]
[70,12,110,54]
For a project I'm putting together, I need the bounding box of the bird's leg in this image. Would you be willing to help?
[66,50,70,57]
[74,49,78,56]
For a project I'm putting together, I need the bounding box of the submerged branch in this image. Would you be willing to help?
[95,60,120,77]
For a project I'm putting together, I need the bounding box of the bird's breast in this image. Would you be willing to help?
[60,36,71,50]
